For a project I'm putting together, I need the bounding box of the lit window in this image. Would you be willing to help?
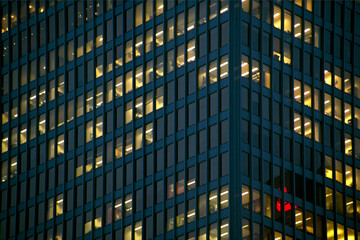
[125,101,133,125]
[9,156,17,178]
[304,20,312,44]
[209,0,217,20]
[187,7,195,31]
[145,0,153,22]
[294,15,302,39]
[86,30,93,53]
[177,44,184,68]
[10,127,17,149]
[135,3,143,28]
[335,97,342,121]
[327,219,334,239]
[346,165,353,187]
[115,137,122,159]
[284,10,292,34]
[145,92,153,115]
[135,96,143,119]
[198,65,206,89]
[253,0,260,19]
[284,42,291,65]
[95,146,102,168]
[134,221,142,240]
[344,71,352,95]
[209,190,218,214]
[155,24,163,47]
[324,93,332,116]
[220,219,229,240]
[125,40,133,64]
[273,6,281,29]
[177,12,184,36]
[220,185,229,210]
[345,134,352,156]
[167,18,174,42]
[125,71,133,94]
[96,86,103,108]
[56,194,63,216]
[144,123,153,146]
[39,84,46,106]
[334,67,342,90]
[167,50,174,73]
[86,91,93,113]
[220,55,229,79]
[135,127,143,151]
[115,45,123,68]
[96,116,103,138]
[146,60,154,84]
[125,194,132,216]
[242,0,250,13]
[96,56,103,78]
[86,121,93,143]
[263,65,271,89]
[20,94,27,115]
[295,207,303,230]
[241,55,249,78]
[155,0,163,16]
[47,198,54,221]
[252,60,260,83]
[156,55,163,79]
[344,102,352,125]
[135,34,143,58]
[304,117,312,138]
[77,35,84,57]
[156,87,163,110]
[209,60,217,85]
[115,75,123,98]
[294,112,302,135]
[39,114,46,135]
[304,84,312,107]
[1,133,8,154]
[114,198,122,221]
[242,185,250,209]
[220,0,229,14]
[145,29,153,53]
[187,39,195,63]
[2,102,8,124]
[106,80,113,103]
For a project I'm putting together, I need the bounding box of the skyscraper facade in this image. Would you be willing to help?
[0,0,360,240]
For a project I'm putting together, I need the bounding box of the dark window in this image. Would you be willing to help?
[167,144,174,167]
[125,162,133,186]
[156,148,164,172]
[167,113,174,136]
[126,8,133,32]
[221,22,228,47]
[263,96,270,120]
[188,103,195,126]
[294,142,302,166]
[156,180,163,203]
[177,139,185,163]
[136,189,142,212]
[209,28,218,52]
[263,128,270,153]
[210,92,217,116]
[199,33,207,58]
[221,152,229,177]
[263,161,271,186]
[136,158,143,181]
[221,87,229,111]
[242,152,249,177]
[115,166,122,190]
[209,157,218,181]
[274,165,281,189]
[167,81,174,104]
[253,124,260,148]
[242,87,249,111]
[252,92,260,116]
[221,120,228,144]
[146,154,153,177]
[146,185,153,208]
[242,22,249,46]
[199,162,207,186]
[188,71,196,95]
[242,120,249,144]
[177,76,185,100]
[156,117,164,140]
[199,97,206,122]
[253,156,261,181]
[210,124,218,149]
[252,27,260,51]
[198,129,206,153]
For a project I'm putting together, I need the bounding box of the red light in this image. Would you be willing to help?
[276,187,297,212]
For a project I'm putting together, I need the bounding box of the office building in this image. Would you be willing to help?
[0,0,360,239]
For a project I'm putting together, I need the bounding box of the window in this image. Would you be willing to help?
[273,6,281,29]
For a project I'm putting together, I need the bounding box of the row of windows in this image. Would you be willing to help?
[241,0,360,37]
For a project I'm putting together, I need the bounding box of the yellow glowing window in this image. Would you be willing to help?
[304,117,311,139]
[209,60,217,85]
[145,123,153,145]
[187,7,195,31]
[242,185,250,209]
[325,155,333,179]
[135,34,143,58]
[334,97,342,121]
[86,91,93,113]
[114,198,122,221]
[187,39,195,63]
[324,63,332,85]
[209,190,218,214]
[324,93,332,116]
[334,67,342,90]
[135,96,143,120]
[304,20,312,44]
[294,112,302,134]
[198,66,206,89]
[115,75,123,98]
[57,134,65,155]
[96,116,103,138]
[294,79,302,103]
[125,40,133,64]
[284,10,292,34]
[241,55,249,78]
[295,207,303,230]
[135,67,143,89]
[242,0,250,13]
[86,121,93,143]
[125,71,133,94]
[345,102,352,125]
[56,194,63,216]
[177,44,185,68]
[273,6,281,30]
[125,101,133,125]
[155,24,163,47]
[156,87,163,110]
[294,15,302,39]
[346,165,353,187]
[345,134,352,156]
[304,84,311,107]
[115,137,123,159]
[220,55,229,79]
